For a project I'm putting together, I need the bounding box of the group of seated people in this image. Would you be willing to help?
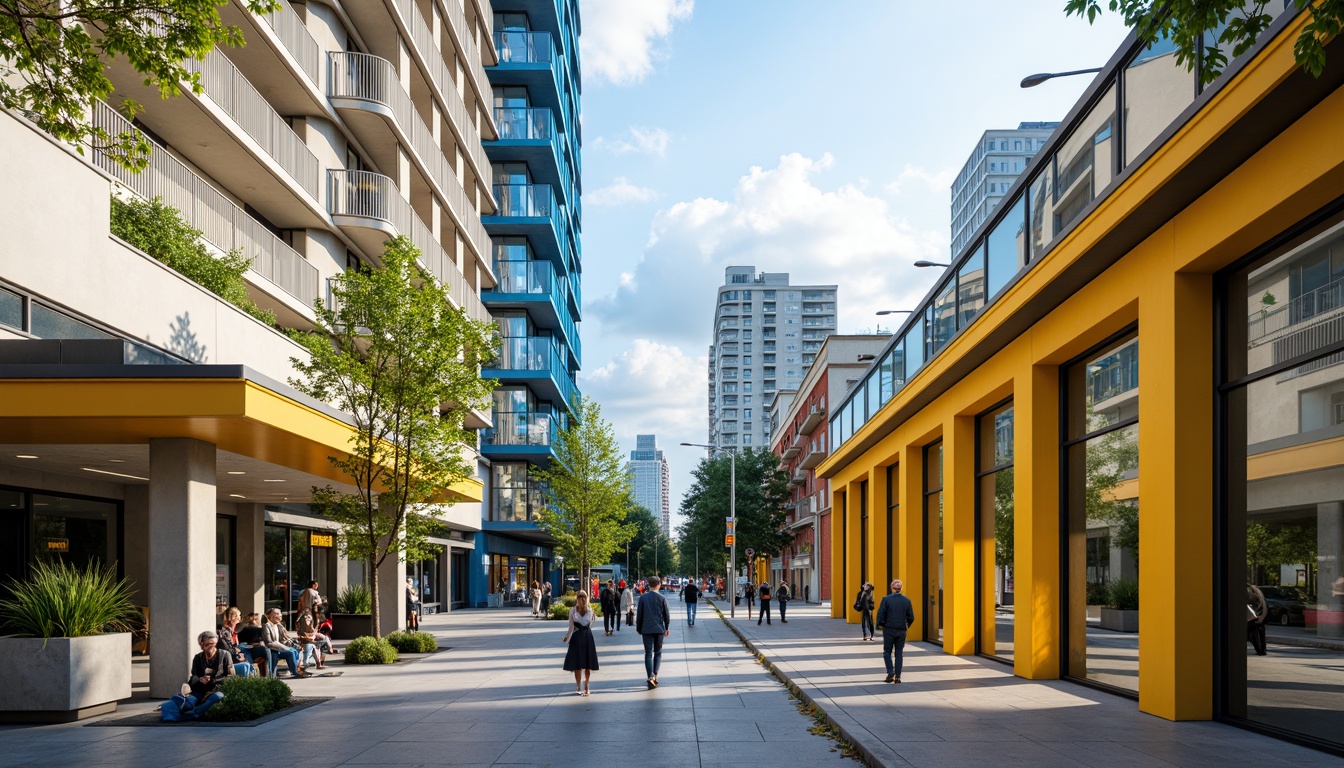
[162,604,338,720]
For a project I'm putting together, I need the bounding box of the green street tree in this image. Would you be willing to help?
[533,397,636,589]
[0,0,281,171]
[678,448,791,575]
[289,236,495,638]
[1065,0,1343,84]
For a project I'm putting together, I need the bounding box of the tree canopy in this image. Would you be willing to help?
[290,236,495,637]
[623,504,673,580]
[1065,0,1343,84]
[0,0,282,170]
[533,397,636,588]
[677,448,791,580]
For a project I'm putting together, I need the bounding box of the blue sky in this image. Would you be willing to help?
[573,0,1131,534]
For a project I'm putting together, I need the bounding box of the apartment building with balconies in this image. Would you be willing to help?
[479,0,583,604]
[0,0,499,697]
[708,267,837,453]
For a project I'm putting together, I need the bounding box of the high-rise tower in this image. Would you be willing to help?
[628,435,671,535]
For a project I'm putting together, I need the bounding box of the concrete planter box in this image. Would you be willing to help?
[0,633,132,722]
[1100,608,1139,633]
[330,613,375,640]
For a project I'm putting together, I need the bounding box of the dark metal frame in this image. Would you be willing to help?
[974,397,1015,663]
[923,440,944,645]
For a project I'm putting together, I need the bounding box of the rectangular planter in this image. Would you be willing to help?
[0,633,132,722]
[1099,608,1139,633]
[329,613,375,640]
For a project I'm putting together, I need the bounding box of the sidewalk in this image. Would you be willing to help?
[709,597,1339,768]
[0,603,847,768]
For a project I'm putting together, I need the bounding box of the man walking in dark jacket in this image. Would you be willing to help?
[681,579,700,626]
[875,579,916,683]
[600,580,618,636]
[636,575,671,689]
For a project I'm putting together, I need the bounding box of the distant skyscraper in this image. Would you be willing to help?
[708,267,837,453]
[628,435,671,535]
[950,122,1058,256]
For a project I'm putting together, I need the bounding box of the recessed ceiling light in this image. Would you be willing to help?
[15,454,38,459]
[229,494,246,499]
[108,459,126,463]
[263,479,285,483]
[82,467,149,481]
[227,471,246,475]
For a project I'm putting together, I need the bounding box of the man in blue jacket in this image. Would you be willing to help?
[636,575,671,689]
[875,579,916,684]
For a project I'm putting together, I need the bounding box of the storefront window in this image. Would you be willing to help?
[978,403,1014,661]
[216,517,234,617]
[264,525,289,619]
[1222,210,1344,746]
[33,494,117,570]
[1065,334,1139,692]
[924,441,944,644]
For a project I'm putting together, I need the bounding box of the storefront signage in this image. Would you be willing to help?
[45,539,69,552]
[310,532,334,548]
[724,534,735,546]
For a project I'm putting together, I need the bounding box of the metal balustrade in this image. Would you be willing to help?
[182,49,320,198]
[328,51,490,263]
[259,0,322,85]
[326,169,490,324]
[90,101,320,310]
[1248,277,1344,342]
[482,411,557,448]
[387,0,494,192]
[493,106,576,202]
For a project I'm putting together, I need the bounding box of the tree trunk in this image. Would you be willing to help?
[370,560,381,639]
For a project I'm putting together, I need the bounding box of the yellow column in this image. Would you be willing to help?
[943,415,977,655]
[1014,363,1062,679]
[898,449,926,639]
[830,486,847,619]
[869,468,890,589]
[1138,272,1214,720]
[845,480,865,623]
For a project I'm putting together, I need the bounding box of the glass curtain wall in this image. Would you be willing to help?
[1222,210,1344,746]
[262,523,326,623]
[1065,334,1140,692]
[978,403,1015,661]
[924,441,944,643]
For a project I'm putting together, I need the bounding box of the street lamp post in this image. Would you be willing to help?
[681,442,736,618]
[1020,67,1103,88]
[913,260,951,268]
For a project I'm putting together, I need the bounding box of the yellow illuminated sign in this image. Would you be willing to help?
[310,532,334,548]
[45,539,69,552]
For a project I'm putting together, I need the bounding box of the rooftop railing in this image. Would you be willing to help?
[183,48,320,199]
[329,51,490,264]
[91,101,319,309]
[327,169,489,323]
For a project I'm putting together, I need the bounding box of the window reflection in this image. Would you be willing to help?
[987,196,1027,299]
[1124,34,1193,166]
[1054,84,1117,235]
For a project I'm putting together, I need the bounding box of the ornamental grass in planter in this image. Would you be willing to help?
[0,560,139,720]
[330,584,375,640]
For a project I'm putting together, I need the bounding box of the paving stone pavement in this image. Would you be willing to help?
[0,601,848,768]
[710,598,1344,767]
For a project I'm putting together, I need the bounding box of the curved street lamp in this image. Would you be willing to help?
[1020,67,1103,88]
[913,260,950,268]
[876,309,914,316]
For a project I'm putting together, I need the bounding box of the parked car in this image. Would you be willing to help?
[1258,585,1310,626]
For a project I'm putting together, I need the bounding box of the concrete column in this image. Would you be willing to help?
[829,487,845,619]
[1317,502,1344,638]
[897,449,925,639]
[844,483,863,623]
[377,554,407,636]
[235,504,266,616]
[944,415,977,655]
[148,438,216,698]
[1014,363,1061,679]
[868,469,889,591]
[1138,271,1215,720]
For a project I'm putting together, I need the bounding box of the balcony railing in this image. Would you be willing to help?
[183,48,319,198]
[328,52,490,264]
[327,169,489,323]
[388,0,493,188]
[482,411,556,448]
[1249,277,1344,342]
[91,101,319,309]
[258,0,321,85]
[490,259,581,359]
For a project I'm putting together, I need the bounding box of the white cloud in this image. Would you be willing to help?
[885,164,957,196]
[579,0,694,85]
[592,126,671,157]
[589,153,947,345]
[586,177,658,207]
[580,339,707,443]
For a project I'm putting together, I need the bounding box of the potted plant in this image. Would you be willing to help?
[329,584,375,640]
[1099,578,1139,632]
[1085,580,1108,621]
[0,560,138,721]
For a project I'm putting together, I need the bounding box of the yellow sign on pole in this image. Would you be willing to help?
[724,534,735,546]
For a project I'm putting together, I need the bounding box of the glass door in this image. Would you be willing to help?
[977,403,1015,661]
[924,441,944,643]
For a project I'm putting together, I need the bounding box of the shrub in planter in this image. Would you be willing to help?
[384,631,437,653]
[547,603,571,620]
[345,636,398,664]
[1106,579,1140,611]
[200,676,292,722]
[1085,581,1109,606]
[335,584,372,614]
[560,595,577,608]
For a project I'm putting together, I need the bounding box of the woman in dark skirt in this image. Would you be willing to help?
[562,589,599,696]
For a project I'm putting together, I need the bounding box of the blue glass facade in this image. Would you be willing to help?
[475,0,582,607]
